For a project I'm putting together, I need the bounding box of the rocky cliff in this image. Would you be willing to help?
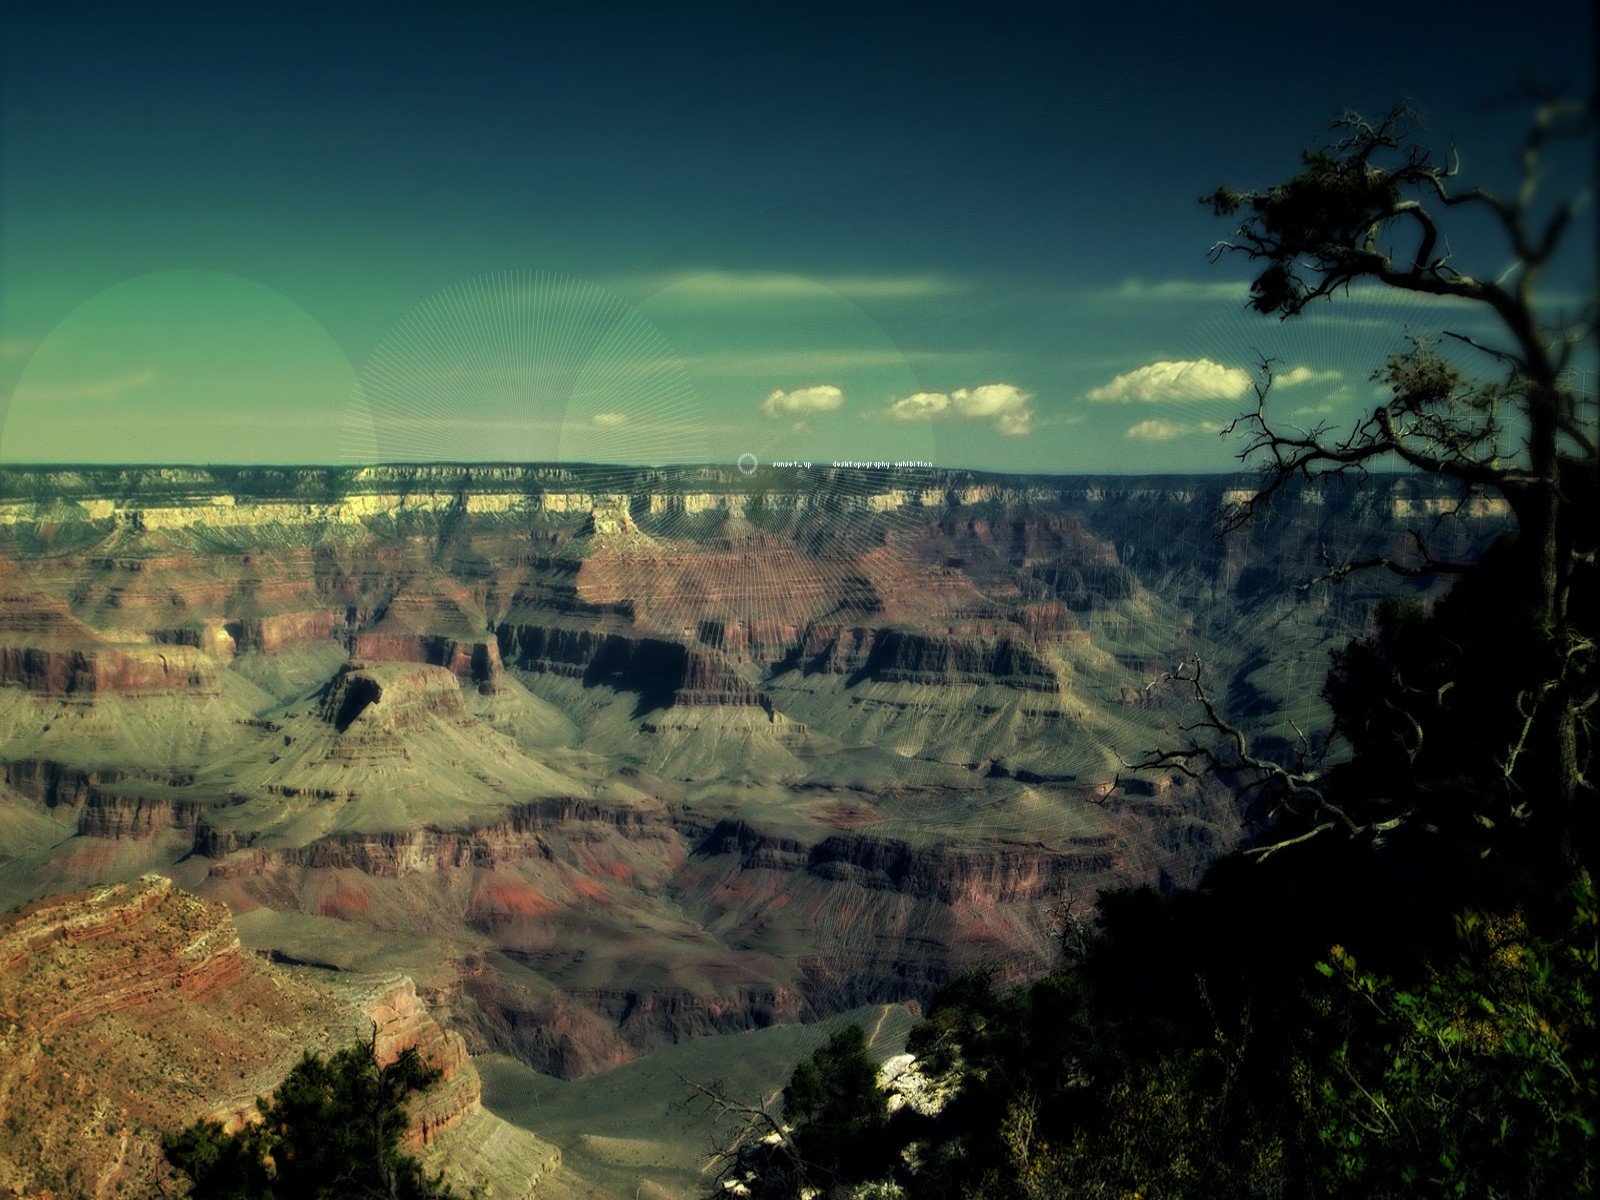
[0,876,556,1200]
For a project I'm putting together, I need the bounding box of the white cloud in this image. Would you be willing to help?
[995,411,1032,437]
[952,383,1029,419]
[885,382,1033,437]
[591,412,629,428]
[886,391,950,420]
[1088,359,1251,404]
[1275,365,1342,388]
[1125,418,1193,442]
[762,383,844,418]
[1287,381,1358,419]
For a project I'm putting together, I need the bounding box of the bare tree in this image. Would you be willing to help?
[679,1073,814,1200]
[1163,94,1597,871]
[1205,97,1597,601]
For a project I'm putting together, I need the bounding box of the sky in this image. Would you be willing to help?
[0,0,1594,472]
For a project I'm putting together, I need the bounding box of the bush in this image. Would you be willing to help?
[1310,890,1598,1200]
[783,1025,889,1182]
[164,1039,469,1200]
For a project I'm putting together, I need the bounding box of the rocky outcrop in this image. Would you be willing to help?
[351,631,502,685]
[454,960,809,1080]
[0,760,203,840]
[1029,560,1139,609]
[0,877,331,1198]
[920,507,1122,575]
[75,793,208,841]
[315,659,468,732]
[792,622,1064,691]
[0,879,245,1034]
[1012,601,1088,643]
[226,609,338,653]
[0,877,553,1200]
[694,617,806,663]
[0,644,212,695]
[207,796,674,880]
[805,832,1115,905]
[498,621,774,712]
[2,758,117,813]
[696,818,813,871]
[584,983,806,1046]
[0,463,1519,544]
[696,819,1116,905]
[857,626,1060,690]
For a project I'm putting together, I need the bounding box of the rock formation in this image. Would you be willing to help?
[0,875,555,1199]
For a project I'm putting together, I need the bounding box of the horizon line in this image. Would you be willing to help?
[0,459,1425,481]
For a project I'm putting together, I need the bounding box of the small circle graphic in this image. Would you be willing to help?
[736,453,758,475]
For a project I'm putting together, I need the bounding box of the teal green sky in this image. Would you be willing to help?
[1,2,1592,472]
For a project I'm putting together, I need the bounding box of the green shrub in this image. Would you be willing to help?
[163,1040,470,1200]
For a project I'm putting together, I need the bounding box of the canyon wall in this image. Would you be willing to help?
[0,464,1505,1090]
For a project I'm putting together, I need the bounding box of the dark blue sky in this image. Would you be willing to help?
[1,0,1593,468]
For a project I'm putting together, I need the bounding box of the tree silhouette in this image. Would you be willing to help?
[1188,95,1597,875]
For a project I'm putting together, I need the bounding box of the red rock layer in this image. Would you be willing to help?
[0,877,486,1199]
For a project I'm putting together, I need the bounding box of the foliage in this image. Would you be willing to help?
[703,1025,895,1200]
[1310,893,1598,1199]
[162,1119,275,1199]
[733,873,1595,1200]
[1319,558,1568,867]
[781,1025,888,1180]
[163,1039,469,1200]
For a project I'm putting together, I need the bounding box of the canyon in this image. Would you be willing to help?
[0,463,1505,1196]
